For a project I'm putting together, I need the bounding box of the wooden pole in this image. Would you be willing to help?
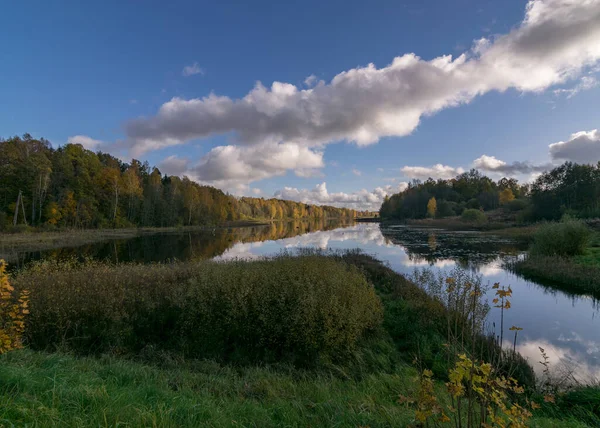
[13,191,21,226]
[20,192,28,226]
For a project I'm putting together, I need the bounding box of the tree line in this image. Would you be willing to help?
[0,134,371,230]
[379,169,528,220]
[379,162,600,222]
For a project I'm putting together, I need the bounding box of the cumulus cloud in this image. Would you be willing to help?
[158,155,191,176]
[81,0,599,195]
[274,182,408,211]
[123,0,600,163]
[401,164,465,180]
[158,142,324,191]
[549,129,600,163]
[352,169,362,176]
[67,135,104,151]
[473,155,552,174]
[182,62,204,77]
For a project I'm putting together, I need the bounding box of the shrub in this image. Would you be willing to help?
[505,198,529,212]
[461,208,487,223]
[530,220,590,257]
[0,260,29,354]
[12,255,383,366]
[466,198,481,210]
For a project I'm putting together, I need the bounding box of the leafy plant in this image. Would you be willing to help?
[0,260,29,354]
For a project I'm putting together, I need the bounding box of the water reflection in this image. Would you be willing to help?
[216,223,600,383]
[9,218,354,268]
[9,221,600,383]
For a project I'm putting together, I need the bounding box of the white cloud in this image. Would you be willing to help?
[251,188,262,195]
[76,0,598,198]
[473,154,552,175]
[67,135,104,151]
[182,62,204,77]
[123,0,600,164]
[157,142,324,192]
[549,129,600,163]
[158,155,190,176]
[401,164,465,180]
[352,169,362,176]
[553,75,599,98]
[274,182,408,210]
[304,74,318,87]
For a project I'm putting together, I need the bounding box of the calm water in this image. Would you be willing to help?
[10,221,600,382]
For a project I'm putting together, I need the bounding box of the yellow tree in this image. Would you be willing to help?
[427,197,437,218]
[0,260,29,354]
[499,188,515,205]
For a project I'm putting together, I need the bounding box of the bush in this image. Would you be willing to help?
[461,209,487,223]
[11,255,383,366]
[530,220,590,257]
[466,198,481,210]
[505,198,529,212]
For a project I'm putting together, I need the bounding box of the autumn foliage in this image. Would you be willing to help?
[0,260,29,354]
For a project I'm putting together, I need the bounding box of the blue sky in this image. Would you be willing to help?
[2,0,600,209]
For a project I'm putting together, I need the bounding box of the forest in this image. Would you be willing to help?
[379,163,600,222]
[0,134,370,231]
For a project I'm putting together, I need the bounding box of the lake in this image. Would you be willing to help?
[9,220,600,383]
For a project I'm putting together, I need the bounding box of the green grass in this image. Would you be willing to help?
[0,349,419,427]
[529,221,591,257]
[1,252,597,426]
[1,350,592,427]
[508,231,600,297]
[574,233,600,267]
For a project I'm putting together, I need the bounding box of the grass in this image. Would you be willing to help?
[12,254,382,366]
[529,221,591,257]
[0,350,591,427]
[508,228,600,297]
[1,252,597,426]
[0,349,419,427]
[506,255,600,298]
[574,232,600,267]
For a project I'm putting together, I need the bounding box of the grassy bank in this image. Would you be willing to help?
[0,221,273,263]
[0,350,590,428]
[508,225,600,297]
[1,253,597,426]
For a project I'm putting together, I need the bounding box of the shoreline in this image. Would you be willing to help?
[0,218,359,262]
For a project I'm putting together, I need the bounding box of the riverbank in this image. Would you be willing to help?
[1,252,596,426]
[507,232,600,298]
[0,221,273,261]
[393,217,540,241]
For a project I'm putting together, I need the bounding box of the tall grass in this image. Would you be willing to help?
[530,220,590,257]
[11,254,382,366]
[506,256,600,297]
[1,252,596,427]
